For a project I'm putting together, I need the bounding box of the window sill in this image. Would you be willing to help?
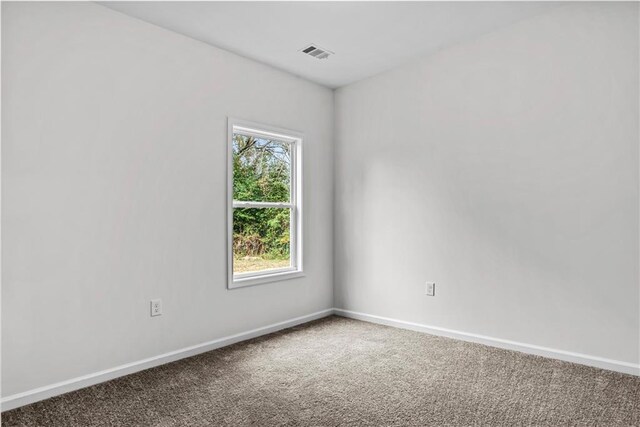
[229,270,305,289]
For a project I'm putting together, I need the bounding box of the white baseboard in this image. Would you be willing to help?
[334,308,640,377]
[0,308,334,412]
[4,307,638,412]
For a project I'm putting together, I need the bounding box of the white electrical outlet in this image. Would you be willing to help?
[150,299,162,317]
[425,282,435,296]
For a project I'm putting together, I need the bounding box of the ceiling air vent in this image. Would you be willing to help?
[300,44,333,60]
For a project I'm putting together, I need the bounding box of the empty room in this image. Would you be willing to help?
[1,1,639,426]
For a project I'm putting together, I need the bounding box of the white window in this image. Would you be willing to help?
[227,119,303,289]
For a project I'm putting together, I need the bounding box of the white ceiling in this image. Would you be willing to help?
[100,2,561,89]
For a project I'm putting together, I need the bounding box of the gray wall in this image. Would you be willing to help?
[334,3,639,364]
[2,2,334,396]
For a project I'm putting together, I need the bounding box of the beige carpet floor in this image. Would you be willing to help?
[2,315,639,426]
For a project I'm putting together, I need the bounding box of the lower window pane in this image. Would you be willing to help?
[233,207,291,275]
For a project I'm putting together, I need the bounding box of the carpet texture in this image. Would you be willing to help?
[2,316,639,426]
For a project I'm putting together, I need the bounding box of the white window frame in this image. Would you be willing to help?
[227,118,304,289]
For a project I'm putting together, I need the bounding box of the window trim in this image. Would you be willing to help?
[227,118,304,289]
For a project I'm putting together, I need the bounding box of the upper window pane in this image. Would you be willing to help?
[232,133,291,203]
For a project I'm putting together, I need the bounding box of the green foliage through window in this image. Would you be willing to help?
[232,134,292,274]
[233,134,290,203]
